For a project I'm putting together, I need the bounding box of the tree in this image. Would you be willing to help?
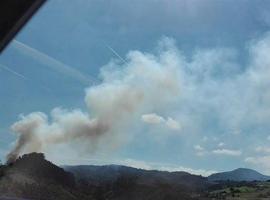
[0,160,4,177]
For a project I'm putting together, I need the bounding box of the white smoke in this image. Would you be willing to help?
[7,38,182,163]
[8,33,270,170]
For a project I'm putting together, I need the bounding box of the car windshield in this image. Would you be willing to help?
[1,0,270,177]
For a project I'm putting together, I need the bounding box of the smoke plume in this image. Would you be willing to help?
[6,38,181,163]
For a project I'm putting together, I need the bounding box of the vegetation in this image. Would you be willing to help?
[0,160,5,178]
[206,181,270,199]
[0,153,270,200]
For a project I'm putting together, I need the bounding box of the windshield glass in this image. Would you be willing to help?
[1,0,270,176]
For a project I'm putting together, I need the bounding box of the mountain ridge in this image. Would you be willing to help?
[64,164,207,188]
[208,167,270,182]
[63,164,270,180]
[1,153,270,199]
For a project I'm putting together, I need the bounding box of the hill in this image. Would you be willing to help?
[2,153,270,199]
[0,153,79,200]
[208,168,270,182]
[0,153,209,200]
[64,164,207,187]
[64,165,209,200]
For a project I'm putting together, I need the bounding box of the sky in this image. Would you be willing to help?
[1,0,270,175]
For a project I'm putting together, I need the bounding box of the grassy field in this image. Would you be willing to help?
[207,182,270,199]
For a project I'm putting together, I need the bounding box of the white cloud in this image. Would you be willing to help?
[202,136,208,142]
[158,166,217,176]
[120,158,216,176]
[120,159,152,170]
[218,142,225,147]
[193,145,207,157]
[194,145,204,151]
[141,113,165,124]
[142,113,181,131]
[165,117,181,130]
[231,129,241,135]
[212,149,242,156]
[255,146,270,154]
[195,151,207,157]
[245,156,270,174]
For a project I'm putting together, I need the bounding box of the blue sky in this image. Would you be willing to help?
[1,0,270,175]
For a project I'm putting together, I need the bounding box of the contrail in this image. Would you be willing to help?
[12,40,99,85]
[105,44,127,64]
[0,63,52,93]
[0,64,27,80]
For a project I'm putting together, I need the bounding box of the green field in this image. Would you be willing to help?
[207,182,270,199]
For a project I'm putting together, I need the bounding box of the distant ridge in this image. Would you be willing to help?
[64,164,207,187]
[1,153,270,199]
[208,168,270,182]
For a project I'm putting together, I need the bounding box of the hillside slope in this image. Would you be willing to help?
[0,153,83,200]
[3,153,269,200]
[208,168,270,182]
[64,165,209,200]
[64,164,208,188]
[0,153,209,200]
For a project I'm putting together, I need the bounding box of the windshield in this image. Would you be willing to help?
[1,0,270,176]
